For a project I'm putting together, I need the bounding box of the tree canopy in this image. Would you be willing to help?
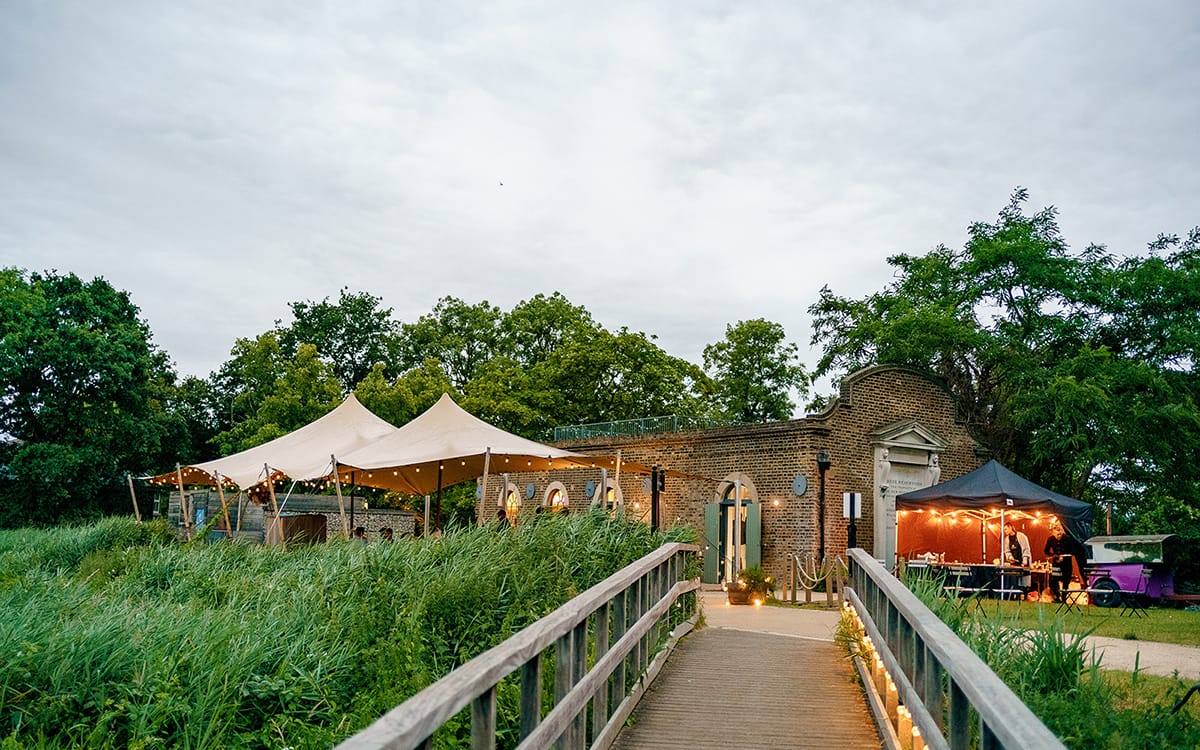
[809,189,1200,534]
[704,318,808,423]
[0,269,184,526]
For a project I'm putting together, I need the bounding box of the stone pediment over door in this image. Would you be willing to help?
[869,420,947,567]
[870,419,947,464]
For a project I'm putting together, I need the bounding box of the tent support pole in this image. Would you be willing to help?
[175,463,191,541]
[436,463,444,533]
[614,450,622,519]
[265,464,284,549]
[480,448,491,526]
[214,473,233,536]
[234,491,245,540]
[127,473,141,523]
[331,455,349,538]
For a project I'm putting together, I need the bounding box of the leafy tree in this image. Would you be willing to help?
[462,356,543,434]
[279,288,401,392]
[809,190,1200,528]
[531,327,710,427]
[211,343,343,455]
[165,375,223,464]
[0,269,182,526]
[703,319,808,422]
[209,331,289,437]
[397,297,502,391]
[354,360,456,427]
[498,292,598,368]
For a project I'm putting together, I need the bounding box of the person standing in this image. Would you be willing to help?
[1004,524,1031,566]
[352,526,367,544]
[1043,519,1073,601]
[1003,524,1032,596]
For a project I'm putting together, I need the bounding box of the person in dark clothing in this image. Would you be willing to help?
[1043,518,1077,601]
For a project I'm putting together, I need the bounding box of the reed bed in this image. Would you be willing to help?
[0,512,693,749]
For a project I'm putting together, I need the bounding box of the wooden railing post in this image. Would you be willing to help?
[948,678,970,750]
[612,589,628,708]
[555,630,574,749]
[571,620,587,749]
[591,602,610,743]
[520,655,541,741]
[471,685,496,750]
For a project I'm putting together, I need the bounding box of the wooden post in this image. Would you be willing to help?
[435,463,444,533]
[213,473,234,537]
[265,464,284,548]
[175,463,191,541]
[331,455,349,538]
[614,450,623,519]
[480,448,491,525]
[234,491,245,540]
[126,473,141,523]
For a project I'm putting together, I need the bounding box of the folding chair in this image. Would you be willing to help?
[942,564,988,610]
[1055,558,1088,614]
[1119,568,1152,618]
[941,564,970,597]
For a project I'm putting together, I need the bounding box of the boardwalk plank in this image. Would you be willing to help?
[612,628,880,750]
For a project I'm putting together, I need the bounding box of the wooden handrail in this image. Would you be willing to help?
[338,542,701,750]
[846,548,1066,750]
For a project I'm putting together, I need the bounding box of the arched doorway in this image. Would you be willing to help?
[703,475,760,584]
[592,480,624,512]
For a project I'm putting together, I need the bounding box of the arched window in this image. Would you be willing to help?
[544,481,569,512]
[497,481,520,522]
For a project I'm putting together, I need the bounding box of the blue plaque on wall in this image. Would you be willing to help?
[585,480,596,497]
[792,475,808,496]
[526,483,536,500]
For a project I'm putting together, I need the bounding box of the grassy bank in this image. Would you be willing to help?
[968,599,1200,646]
[0,513,693,749]
[898,578,1200,749]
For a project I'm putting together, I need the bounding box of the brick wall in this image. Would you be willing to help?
[493,365,983,585]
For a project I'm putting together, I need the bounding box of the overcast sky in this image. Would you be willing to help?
[3,2,1198,397]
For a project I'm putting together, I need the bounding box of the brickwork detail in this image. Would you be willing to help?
[488,366,983,586]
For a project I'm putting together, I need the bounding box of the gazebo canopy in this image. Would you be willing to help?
[896,459,1093,541]
[149,394,399,490]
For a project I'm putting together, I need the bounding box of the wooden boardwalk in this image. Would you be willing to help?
[612,605,881,749]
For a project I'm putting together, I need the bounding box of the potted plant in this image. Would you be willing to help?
[726,565,775,605]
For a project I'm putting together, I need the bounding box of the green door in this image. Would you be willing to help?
[746,502,761,569]
[703,503,719,584]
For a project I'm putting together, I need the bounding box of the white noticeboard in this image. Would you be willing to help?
[842,492,862,519]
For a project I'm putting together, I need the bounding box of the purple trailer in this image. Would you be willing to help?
[1084,534,1179,608]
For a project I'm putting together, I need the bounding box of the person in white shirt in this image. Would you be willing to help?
[1003,524,1032,596]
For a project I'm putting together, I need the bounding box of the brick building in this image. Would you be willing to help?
[487,365,985,584]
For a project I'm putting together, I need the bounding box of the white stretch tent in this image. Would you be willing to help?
[151,393,400,490]
[335,393,624,495]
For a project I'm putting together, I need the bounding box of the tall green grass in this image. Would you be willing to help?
[0,511,693,749]
[902,572,1200,749]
